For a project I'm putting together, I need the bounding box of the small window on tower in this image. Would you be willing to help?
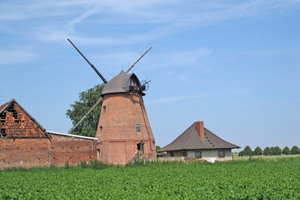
[99,126,103,135]
[136,125,141,132]
[0,129,7,137]
[103,106,106,114]
[97,149,100,158]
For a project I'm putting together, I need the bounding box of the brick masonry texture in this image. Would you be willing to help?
[0,102,97,169]
[96,93,156,165]
[50,134,97,167]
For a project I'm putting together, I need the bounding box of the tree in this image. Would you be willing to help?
[66,84,105,137]
[291,146,300,155]
[254,147,262,156]
[156,146,161,151]
[263,147,271,156]
[243,146,253,156]
[282,146,290,155]
[270,147,275,155]
[273,146,281,155]
[238,151,245,157]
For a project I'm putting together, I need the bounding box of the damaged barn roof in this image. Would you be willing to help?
[0,99,47,133]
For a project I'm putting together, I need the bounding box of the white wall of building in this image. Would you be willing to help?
[166,149,232,162]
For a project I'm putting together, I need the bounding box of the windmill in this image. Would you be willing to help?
[67,39,156,164]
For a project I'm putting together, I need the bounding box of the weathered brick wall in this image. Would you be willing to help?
[50,134,97,167]
[0,102,46,138]
[96,93,156,165]
[0,138,51,169]
[0,102,51,169]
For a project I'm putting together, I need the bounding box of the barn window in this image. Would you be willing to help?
[0,113,6,122]
[170,152,174,157]
[218,150,225,158]
[195,151,201,158]
[136,125,141,132]
[0,129,7,137]
[13,111,18,122]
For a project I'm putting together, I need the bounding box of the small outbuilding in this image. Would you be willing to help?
[159,121,240,162]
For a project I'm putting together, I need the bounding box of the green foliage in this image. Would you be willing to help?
[243,145,253,156]
[270,147,275,155]
[66,84,105,137]
[263,147,271,155]
[80,161,87,169]
[253,147,262,156]
[238,151,245,157]
[90,160,109,170]
[282,146,290,155]
[1,158,300,199]
[291,145,300,155]
[273,146,281,155]
[65,162,70,169]
[156,146,161,151]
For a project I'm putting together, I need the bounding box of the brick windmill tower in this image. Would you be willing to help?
[68,39,156,165]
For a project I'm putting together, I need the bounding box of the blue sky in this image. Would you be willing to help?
[1,0,299,150]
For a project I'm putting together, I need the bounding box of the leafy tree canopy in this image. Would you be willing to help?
[243,146,254,156]
[263,147,271,156]
[156,146,161,151]
[273,146,282,155]
[291,146,300,155]
[66,84,105,137]
[254,147,262,156]
[282,146,290,155]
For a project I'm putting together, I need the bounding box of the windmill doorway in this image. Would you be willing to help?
[137,142,144,157]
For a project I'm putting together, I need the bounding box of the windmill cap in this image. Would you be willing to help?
[102,70,141,96]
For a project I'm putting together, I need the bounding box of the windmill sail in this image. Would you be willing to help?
[125,47,152,74]
[67,39,107,83]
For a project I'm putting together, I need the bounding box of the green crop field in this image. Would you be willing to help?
[1,158,300,199]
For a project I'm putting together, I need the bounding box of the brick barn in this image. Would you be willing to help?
[159,121,240,162]
[0,99,97,169]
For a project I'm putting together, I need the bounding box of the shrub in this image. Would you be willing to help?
[80,161,87,169]
[65,161,70,169]
[238,151,245,157]
[90,160,108,170]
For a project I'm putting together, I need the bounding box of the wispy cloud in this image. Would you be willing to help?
[1,0,299,46]
[0,49,37,65]
[148,93,212,105]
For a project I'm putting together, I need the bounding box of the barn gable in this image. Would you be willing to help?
[0,99,49,139]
